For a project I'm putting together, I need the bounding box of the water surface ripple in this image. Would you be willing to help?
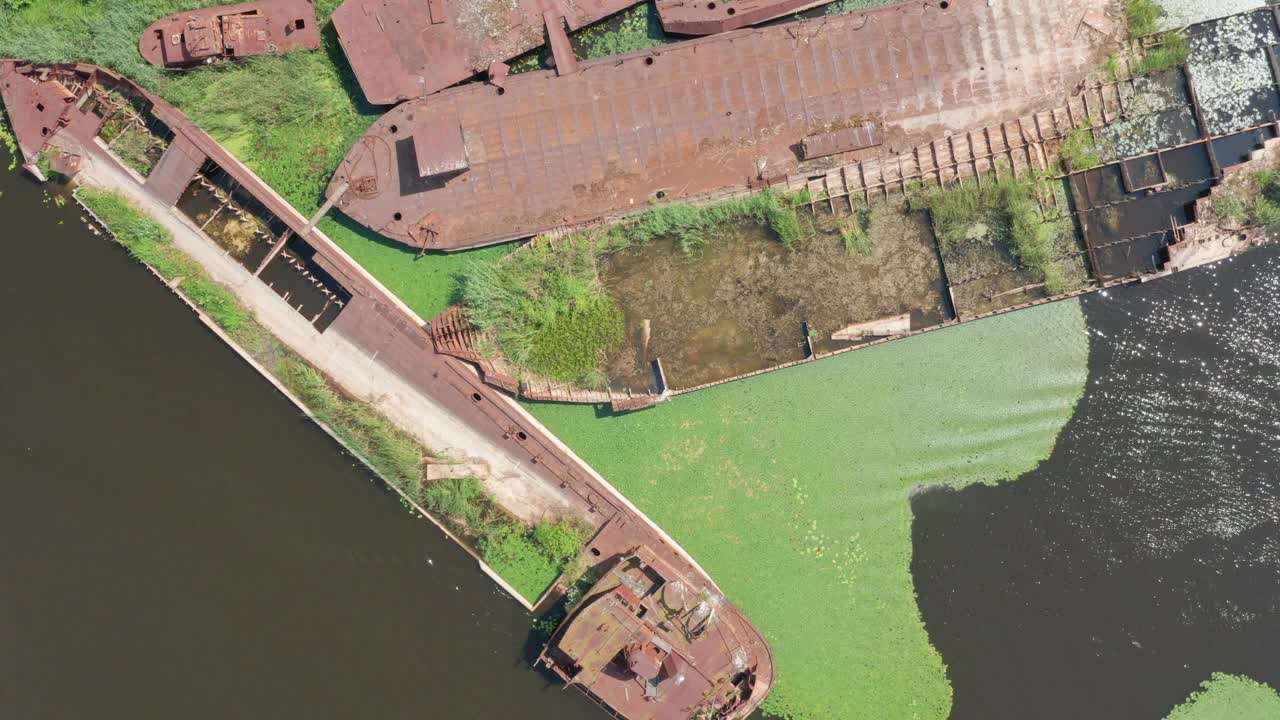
[913,246,1280,719]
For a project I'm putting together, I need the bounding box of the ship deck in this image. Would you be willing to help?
[326,0,1115,250]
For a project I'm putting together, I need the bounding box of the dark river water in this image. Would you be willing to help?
[913,247,1280,718]
[0,155,599,719]
[6,140,1279,720]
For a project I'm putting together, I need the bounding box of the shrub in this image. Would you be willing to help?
[480,522,561,601]
[1211,191,1247,225]
[1042,264,1071,295]
[532,518,586,562]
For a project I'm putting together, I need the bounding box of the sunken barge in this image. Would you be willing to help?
[409,6,1280,411]
[139,0,321,69]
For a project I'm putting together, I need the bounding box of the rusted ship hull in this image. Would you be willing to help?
[138,0,321,68]
[539,541,773,720]
[329,0,640,105]
[654,0,835,35]
[325,0,1113,252]
[1,59,777,718]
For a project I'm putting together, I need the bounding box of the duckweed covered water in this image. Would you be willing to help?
[1166,674,1280,720]
[527,300,1089,719]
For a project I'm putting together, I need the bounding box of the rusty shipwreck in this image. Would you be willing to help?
[139,0,321,68]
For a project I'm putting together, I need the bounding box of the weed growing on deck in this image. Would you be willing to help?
[1059,125,1102,171]
[1166,673,1280,720]
[180,275,252,332]
[1134,31,1190,75]
[625,191,809,252]
[1126,0,1163,37]
[911,176,1071,285]
[837,206,873,256]
[422,477,486,530]
[575,5,669,59]
[77,188,200,278]
[276,359,427,494]
[527,300,1090,719]
[824,0,898,16]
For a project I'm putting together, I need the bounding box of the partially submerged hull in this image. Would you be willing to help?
[138,0,320,68]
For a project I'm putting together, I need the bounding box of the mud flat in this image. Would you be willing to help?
[601,204,949,391]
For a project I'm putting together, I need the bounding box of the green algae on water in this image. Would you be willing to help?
[526,300,1090,719]
[1166,673,1280,720]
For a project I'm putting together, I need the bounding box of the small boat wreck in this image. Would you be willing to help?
[138,0,321,69]
[540,546,772,720]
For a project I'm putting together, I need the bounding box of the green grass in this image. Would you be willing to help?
[480,523,563,601]
[624,190,809,253]
[1126,0,1163,37]
[422,477,486,530]
[278,359,426,495]
[526,300,1089,719]
[824,0,898,16]
[461,233,624,387]
[77,188,201,278]
[1166,674,1280,720]
[1134,31,1190,75]
[838,207,873,256]
[1059,126,1102,171]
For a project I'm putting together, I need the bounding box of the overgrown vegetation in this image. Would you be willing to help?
[1134,30,1190,75]
[825,0,897,16]
[574,5,669,59]
[461,234,624,387]
[623,191,810,253]
[277,359,426,493]
[1059,125,1102,171]
[1207,167,1280,228]
[1126,0,1163,37]
[910,175,1072,286]
[459,191,812,386]
[1107,1,1189,79]
[0,101,16,171]
[419,472,591,601]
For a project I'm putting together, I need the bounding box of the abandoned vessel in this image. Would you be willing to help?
[540,547,772,719]
[138,0,321,69]
[324,0,1110,251]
